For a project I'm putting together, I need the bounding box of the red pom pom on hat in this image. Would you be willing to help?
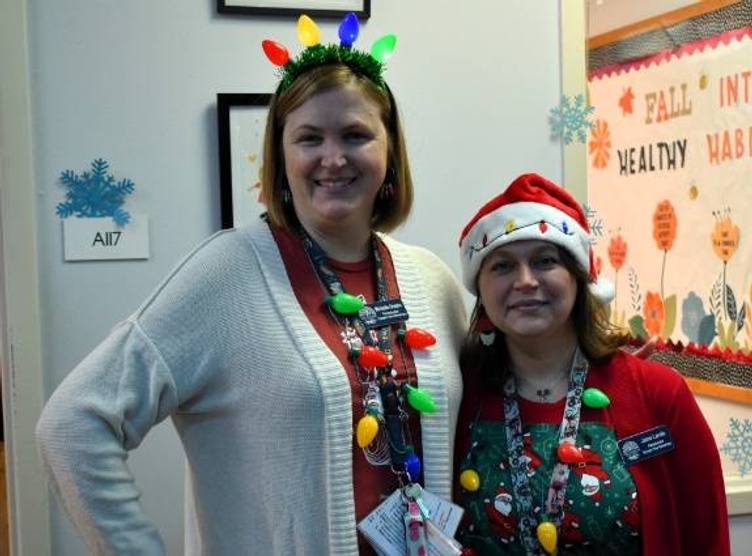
[458,173,614,303]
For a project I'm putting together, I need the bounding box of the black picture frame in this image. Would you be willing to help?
[217,0,370,19]
[217,93,272,229]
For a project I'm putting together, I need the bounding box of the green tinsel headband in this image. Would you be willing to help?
[262,13,397,93]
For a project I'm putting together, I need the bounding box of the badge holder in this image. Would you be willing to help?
[358,486,465,556]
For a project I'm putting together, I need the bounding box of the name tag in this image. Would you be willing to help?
[359,299,409,328]
[357,488,464,556]
[618,425,675,465]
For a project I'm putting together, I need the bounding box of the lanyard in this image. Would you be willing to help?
[503,348,588,556]
[297,227,412,474]
[299,229,391,353]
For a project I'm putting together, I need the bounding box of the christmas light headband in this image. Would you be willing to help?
[262,12,397,93]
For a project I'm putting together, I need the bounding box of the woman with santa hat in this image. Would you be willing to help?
[454,173,729,555]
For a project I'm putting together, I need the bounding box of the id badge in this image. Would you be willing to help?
[357,488,465,556]
[358,299,409,329]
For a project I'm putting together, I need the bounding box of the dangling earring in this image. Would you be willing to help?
[473,303,496,346]
[281,187,292,205]
[379,168,396,200]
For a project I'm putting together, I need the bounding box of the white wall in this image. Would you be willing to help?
[1,0,747,554]
[22,2,562,553]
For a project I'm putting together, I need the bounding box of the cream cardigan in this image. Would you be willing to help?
[36,220,467,555]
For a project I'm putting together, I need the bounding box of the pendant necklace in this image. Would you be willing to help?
[515,365,570,403]
[503,347,589,555]
[297,226,437,484]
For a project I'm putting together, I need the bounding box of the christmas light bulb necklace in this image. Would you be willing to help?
[297,225,436,483]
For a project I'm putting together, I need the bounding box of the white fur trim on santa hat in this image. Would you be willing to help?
[588,278,616,304]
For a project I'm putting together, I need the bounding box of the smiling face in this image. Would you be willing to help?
[477,240,578,347]
[281,84,389,242]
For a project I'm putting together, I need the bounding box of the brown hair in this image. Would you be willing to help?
[260,64,413,233]
[460,247,630,391]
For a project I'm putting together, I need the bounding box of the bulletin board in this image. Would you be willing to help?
[585,0,752,502]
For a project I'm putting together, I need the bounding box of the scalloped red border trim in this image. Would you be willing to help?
[629,337,752,365]
[628,337,752,403]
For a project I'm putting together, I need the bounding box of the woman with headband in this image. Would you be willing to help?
[37,14,467,555]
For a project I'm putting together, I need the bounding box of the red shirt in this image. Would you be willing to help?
[273,225,422,554]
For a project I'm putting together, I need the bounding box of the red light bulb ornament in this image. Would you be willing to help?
[557,442,585,464]
[350,345,389,368]
[338,12,359,47]
[261,40,289,67]
[400,327,436,349]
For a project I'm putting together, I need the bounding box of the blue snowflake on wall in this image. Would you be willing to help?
[549,94,595,145]
[721,418,752,476]
[56,158,135,226]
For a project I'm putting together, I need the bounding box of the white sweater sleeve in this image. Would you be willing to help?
[36,319,177,555]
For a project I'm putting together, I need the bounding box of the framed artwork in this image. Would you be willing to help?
[216,0,370,19]
[217,93,272,229]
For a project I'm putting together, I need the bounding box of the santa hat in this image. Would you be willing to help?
[458,173,614,303]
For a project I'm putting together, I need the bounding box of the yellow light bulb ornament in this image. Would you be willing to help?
[297,15,320,47]
[356,413,379,447]
[459,469,480,492]
[537,521,558,554]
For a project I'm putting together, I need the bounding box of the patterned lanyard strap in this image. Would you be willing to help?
[298,227,413,476]
[299,230,390,351]
[503,348,589,556]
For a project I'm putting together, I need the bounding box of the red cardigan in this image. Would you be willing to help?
[456,350,731,556]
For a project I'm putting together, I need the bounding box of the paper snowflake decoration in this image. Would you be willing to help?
[720,418,752,476]
[549,94,595,145]
[56,158,135,226]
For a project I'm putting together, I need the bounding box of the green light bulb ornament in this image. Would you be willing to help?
[402,384,436,413]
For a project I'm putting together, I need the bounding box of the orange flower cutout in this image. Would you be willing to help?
[607,235,627,272]
[588,118,611,170]
[652,200,677,252]
[643,291,665,337]
[711,209,739,263]
[594,254,603,277]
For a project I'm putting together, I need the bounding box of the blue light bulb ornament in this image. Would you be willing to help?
[338,12,359,47]
[405,452,421,483]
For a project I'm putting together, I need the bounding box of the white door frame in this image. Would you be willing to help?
[0,0,52,554]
